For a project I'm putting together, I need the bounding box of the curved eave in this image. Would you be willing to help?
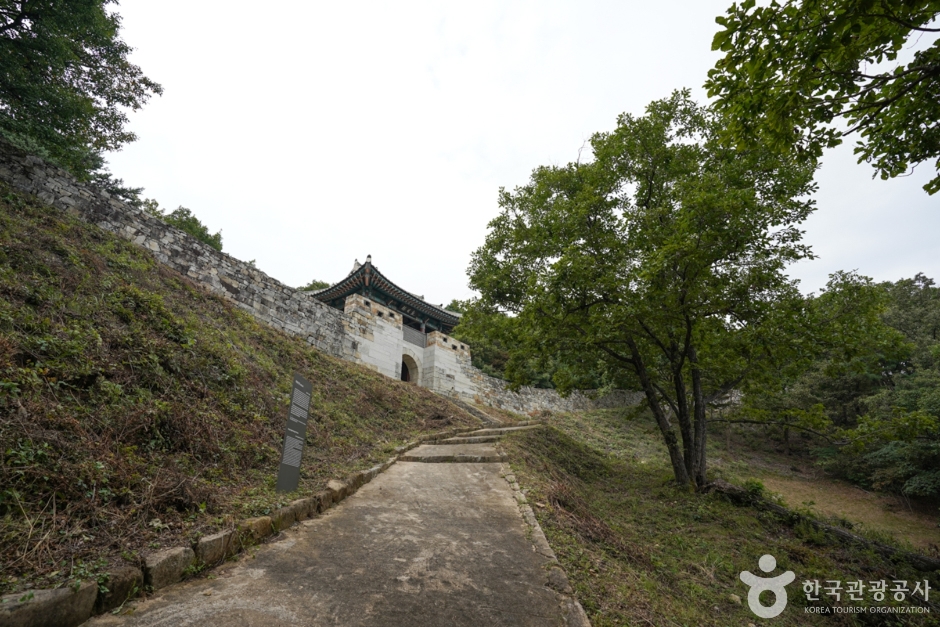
[311,263,460,328]
[369,270,461,327]
[310,272,365,302]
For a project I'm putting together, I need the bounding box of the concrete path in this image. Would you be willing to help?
[88,432,589,627]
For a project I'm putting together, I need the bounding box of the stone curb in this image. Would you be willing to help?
[501,464,592,627]
[0,581,96,627]
[94,567,142,616]
[143,547,195,592]
[0,424,470,627]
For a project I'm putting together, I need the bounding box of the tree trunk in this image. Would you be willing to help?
[627,338,690,486]
[688,346,708,487]
[673,368,696,481]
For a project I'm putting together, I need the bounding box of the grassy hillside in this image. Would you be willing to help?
[502,409,939,626]
[0,182,478,595]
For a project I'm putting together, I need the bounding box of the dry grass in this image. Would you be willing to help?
[755,474,940,553]
[710,425,940,554]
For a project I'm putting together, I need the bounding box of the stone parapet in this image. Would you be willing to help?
[463,361,644,414]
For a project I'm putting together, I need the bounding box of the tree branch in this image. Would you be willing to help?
[859,11,940,33]
[595,342,636,367]
[651,381,679,417]
[0,4,31,37]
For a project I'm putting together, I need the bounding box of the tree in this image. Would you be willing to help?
[448,299,563,387]
[299,279,330,291]
[740,272,940,498]
[706,0,940,194]
[738,271,910,453]
[841,274,940,497]
[143,201,223,252]
[469,91,817,488]
[0,0,162,178]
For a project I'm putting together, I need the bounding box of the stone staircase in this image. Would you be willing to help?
[439,395,506,426]
[398,424,542,463]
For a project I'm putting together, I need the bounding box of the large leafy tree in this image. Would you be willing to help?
[449,299,564,388]
[469,91,817,488]
[0,0,162,178]
[706,0,940,195]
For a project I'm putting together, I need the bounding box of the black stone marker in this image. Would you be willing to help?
[276,373,312,493]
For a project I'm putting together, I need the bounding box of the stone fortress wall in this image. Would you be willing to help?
[0,139,641,414]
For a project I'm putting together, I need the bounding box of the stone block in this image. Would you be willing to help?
[237,516,272,543]
[271,506,296,532]
[194,530,234,566]
[545,566,573,594]
[0,581,97,627]
[315,489,333,512]
[289,497,316,521]
[326,479,347,503]
[94,566,142,614]
[143,547,195,591]
[345,472,365,493]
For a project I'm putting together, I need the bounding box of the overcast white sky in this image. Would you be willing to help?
[105,1,938,306]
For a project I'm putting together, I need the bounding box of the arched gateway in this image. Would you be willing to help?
[401,354,419,383]
[310,255,468,393]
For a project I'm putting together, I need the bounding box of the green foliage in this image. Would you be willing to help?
[741,271,911,433]
[448,298,563,387]
[835,276,940,496]
[69,558,109,594]
[447,299,510,379]
[741,478,766,497]
[469,90,817,487]
[0,0,162,180]
[143,201,223,252]
[299,279,330,291]
[443,299,466,314]
[707,0,940,195]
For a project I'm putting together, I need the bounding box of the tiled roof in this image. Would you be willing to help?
[311,258,461,328]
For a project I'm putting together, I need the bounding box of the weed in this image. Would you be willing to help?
[742,478,766,498]
[182,562,204,577]
[69,558,109,594]
[110,584,139,614]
